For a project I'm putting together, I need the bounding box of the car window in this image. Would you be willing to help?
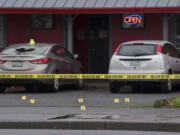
[51,46,73,59]
[1,46,49,55]
[51,46,66,57]
[162,44,170,55]
[170,46,179,58]
[163,44,180,58]
[117,44,156,56]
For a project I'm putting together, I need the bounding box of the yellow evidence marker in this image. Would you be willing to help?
[30,99,35,104]
[29,38,35,46]
[78,98,84,103]
[22,96,27,100]
[114,98,119,103]
[124,98,130,103]
[81,106,86,111]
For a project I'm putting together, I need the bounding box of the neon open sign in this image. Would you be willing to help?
[124,14,142,25]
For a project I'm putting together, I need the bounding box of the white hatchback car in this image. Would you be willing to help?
[108,40,180,93]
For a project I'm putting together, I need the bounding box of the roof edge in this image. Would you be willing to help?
[0,7,180,14]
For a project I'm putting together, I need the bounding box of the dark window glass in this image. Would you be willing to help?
[51,46,66,57]
[162,44,170,55]
[1,45,49,55]
[117,44,156,56]
[30,14,53,29]
[163,44,180,58]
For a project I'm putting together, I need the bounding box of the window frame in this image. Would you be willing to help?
[30,14,54,30]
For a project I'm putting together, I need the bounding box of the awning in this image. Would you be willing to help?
[0,0,180,14]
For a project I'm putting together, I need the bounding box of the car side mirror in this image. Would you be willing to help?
[73,54,79,59]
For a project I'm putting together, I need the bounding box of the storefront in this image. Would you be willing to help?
[0,0,180,73]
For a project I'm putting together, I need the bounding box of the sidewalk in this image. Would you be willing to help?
[0,109,180,132]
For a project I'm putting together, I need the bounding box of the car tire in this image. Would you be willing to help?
[47,71,61,92]
[0,85,6,93]
[25,86,33,93]
[131,85,141,93]
[75,69,84,89]
[48,78,60,92]
[25,85,39,93]
[161,78,172,93]
[109,81,120,93]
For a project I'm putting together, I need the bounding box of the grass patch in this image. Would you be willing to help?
[154,97,180,108]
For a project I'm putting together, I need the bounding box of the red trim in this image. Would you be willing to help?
[0,7,180,14]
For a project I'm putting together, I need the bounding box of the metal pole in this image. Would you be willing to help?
[109,14,112,61]
[67,14,73,53]
[163,14,168,41]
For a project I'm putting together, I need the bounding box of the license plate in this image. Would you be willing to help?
[12,62,23,67]
[130,61,140,67]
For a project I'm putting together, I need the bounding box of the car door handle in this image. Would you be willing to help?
[176,60,179,63]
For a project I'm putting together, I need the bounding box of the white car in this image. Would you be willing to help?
[108,40,180,93]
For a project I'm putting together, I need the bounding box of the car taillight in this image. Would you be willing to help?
[156,44,162,54]
[0,59,6,64]
[114,44,121,55]
[30,58,50,64]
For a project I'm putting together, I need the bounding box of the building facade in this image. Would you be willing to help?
[0,0,180,73]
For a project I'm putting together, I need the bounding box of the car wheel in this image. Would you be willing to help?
[131,85,141,93]
[76,78,84,89]
[161,78,172,93]
[75,69,84,89]
[50,78,60,92]
[0,85,6,93]
[109,81,120,93]
[48,78,60,92]
[25,85,38,93]
[47,71,61,92]
[25,86,32,93]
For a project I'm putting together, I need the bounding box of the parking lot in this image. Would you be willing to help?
[0,83,180,115]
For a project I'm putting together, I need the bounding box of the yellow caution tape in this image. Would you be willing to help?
[0,74,179,79]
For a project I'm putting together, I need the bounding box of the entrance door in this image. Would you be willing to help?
[88,15,109,74]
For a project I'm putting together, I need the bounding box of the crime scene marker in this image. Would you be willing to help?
[114,98,119,103]
[22,96,27,100]
[29,38,35,46]
[30,99,35,104]
[125,98,130,103]
[81,106,86,111]
[78,98,84,103]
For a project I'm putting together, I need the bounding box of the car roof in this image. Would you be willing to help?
[122,40,172,46]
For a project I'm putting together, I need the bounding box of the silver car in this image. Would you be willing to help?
[0,43,84,93]
[109,40,180,93]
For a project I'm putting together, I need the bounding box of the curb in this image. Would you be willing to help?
[0,121,180,132]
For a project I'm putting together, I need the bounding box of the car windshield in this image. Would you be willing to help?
[1,45,50,55]
[117,44,156,56]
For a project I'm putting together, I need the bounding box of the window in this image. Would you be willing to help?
[51,46,65,57]
[162,44,180,58]
[117,44,156,56]
[30,14,53,29]
[1,45,50,55]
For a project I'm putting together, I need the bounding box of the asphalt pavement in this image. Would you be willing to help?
[0,80,180,132]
